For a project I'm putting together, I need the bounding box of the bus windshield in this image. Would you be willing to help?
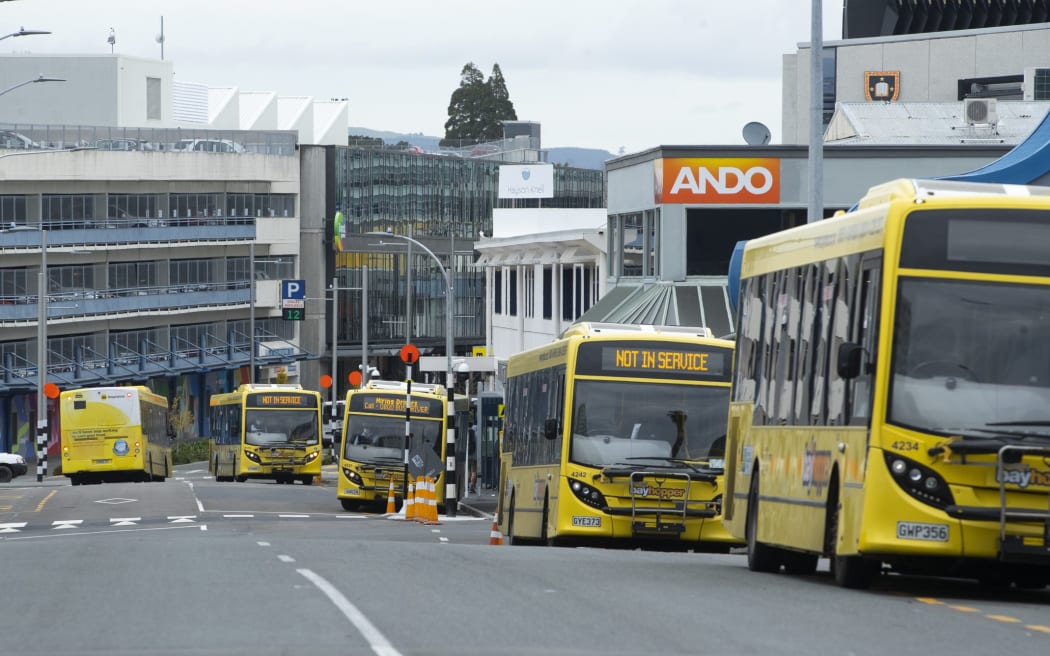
[244,409,320,446]
[343,415,441,465]
[569,380,729,466]
[890,277,1050,437]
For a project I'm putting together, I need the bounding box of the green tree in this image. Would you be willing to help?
[442,62,517,147]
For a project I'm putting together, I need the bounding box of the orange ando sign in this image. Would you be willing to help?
[657,157,780,204]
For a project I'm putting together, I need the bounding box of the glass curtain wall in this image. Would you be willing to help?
[330,147,605,353]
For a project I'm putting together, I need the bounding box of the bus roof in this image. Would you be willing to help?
[358,379,446,397]
[857,177,1050,210]
[560,322,713,339]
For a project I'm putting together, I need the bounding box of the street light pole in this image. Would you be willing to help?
[249,241,255,384]
[367,231,457,516]
[0,27,51,41]
[0,75,65,99]
[36,230,48,481]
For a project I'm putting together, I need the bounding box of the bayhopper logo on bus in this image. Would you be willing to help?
[656,157,780,204]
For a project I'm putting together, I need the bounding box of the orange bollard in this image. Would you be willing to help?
[385,478,396,514]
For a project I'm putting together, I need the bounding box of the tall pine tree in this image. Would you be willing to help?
[442,62,517,147]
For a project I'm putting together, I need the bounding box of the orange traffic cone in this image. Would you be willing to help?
[405,478,416,521]
[489,513,503,545]
[385,479,396,514]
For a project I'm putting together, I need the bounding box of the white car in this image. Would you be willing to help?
[0,452,27,483]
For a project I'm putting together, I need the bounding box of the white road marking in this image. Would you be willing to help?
[5,524,204,541]
[279,514,310,518]
[184,481,205,512]
[0,522,26,533]
[258,541,271,547]
[52,520,83,529]
[168,515,197,523]
[110,517,141,526]
[298,569,403,656]
[223,514,254,518]
[278,554,295,563]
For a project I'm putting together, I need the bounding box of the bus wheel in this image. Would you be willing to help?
[340,499,360,511]
[147,453,154,482]
[235,475,248,483]
[300,475,313,485]
[507,494,524,546]
[826,478,876,589]
[0,466,11,483]
[746,471,783,573]
[542,495,558,547]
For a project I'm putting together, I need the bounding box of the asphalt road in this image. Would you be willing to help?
[0,463,1047,655]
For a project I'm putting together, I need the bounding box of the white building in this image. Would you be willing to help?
[0,54,347,145]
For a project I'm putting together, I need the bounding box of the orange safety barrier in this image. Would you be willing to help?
[421,476,439,524]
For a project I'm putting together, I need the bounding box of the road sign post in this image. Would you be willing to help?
[399,344,419,509]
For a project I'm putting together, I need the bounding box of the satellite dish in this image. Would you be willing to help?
[742,121,771,145]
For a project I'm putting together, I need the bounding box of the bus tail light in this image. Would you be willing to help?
[569,479,607,509]
[884,452,954,509]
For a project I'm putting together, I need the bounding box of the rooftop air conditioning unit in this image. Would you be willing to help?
[963,98,998,125]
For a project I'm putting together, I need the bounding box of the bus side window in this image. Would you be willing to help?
[847,257,881,425]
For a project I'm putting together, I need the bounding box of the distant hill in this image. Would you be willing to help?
[347,127,614,170]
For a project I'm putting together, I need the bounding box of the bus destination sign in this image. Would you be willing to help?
[246,393,319,408]
[576,340,731,382]
[348,393,443,418]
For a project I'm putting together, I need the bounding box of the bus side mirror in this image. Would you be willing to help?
[837,342,863,379]
[543,418,559,440]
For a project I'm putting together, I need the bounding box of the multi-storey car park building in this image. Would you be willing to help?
[0,53,605,463]
[0,129,305,459]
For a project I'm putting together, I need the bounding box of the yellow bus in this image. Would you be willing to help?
[499,322,739,550]
[209,384,323,485]
[59,386,172,485]
[337,379,451,512]
[723,178,1050,589]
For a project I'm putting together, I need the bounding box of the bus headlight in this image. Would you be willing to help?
[569,479,607,509]
[244,450,261,464]
[342,468,363,486]
[883,452,954,509]
[304,451,319,463]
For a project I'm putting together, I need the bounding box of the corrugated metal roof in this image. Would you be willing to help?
[573,278,734,338]
[824,101,1050,145]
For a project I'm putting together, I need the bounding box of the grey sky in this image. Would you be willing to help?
[2,0,845,154]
